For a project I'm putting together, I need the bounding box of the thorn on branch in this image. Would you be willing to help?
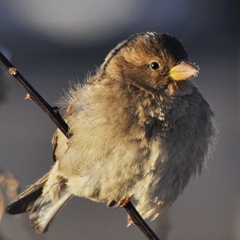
[24,93,32,100]
[8,67,17,76]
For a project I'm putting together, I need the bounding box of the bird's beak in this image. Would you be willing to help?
[169,61,199,81]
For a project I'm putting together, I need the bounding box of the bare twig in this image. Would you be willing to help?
[0,52,70,138]
[0,51,161,240]
[125,201,160,240]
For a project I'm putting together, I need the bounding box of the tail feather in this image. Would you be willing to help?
[30,190,72,234]
[6,173,49,214]
[6,172,72,234]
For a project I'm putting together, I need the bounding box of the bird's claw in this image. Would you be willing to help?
[119,197,131,207]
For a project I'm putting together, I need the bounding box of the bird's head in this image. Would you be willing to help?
[100,32,199,96]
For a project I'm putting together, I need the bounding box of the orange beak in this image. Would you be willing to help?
[169,61,199,81]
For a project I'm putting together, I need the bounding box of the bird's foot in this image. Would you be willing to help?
[119,197,131,207]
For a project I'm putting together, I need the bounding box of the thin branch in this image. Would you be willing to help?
[124,201,160,240]
[0,51,161,240]
[0,52,70,138]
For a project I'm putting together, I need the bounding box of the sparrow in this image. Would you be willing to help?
[6,32,214,234]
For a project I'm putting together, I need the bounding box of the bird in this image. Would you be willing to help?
[6,32,214,234]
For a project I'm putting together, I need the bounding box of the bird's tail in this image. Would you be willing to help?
[29,188,72,234]
[6,172,72,234]
[6,173,49,215]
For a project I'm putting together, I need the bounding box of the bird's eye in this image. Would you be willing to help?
[149,61,160,71]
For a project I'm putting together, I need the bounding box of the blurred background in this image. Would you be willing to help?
[0,1,240,239]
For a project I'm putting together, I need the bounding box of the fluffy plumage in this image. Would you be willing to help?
[6,32,214,234]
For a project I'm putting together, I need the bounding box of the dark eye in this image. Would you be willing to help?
[149,61,160,71]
